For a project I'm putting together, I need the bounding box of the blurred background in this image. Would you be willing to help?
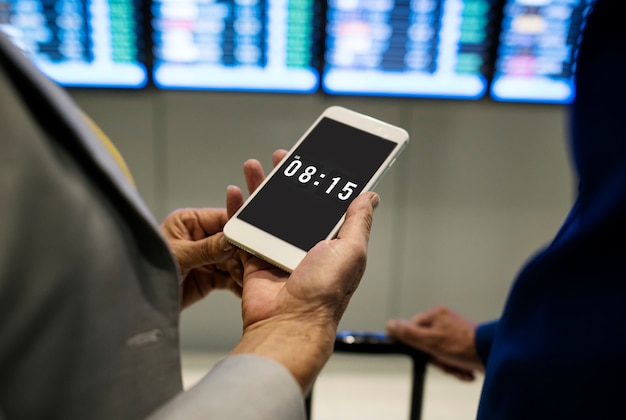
[0,0,583,351]
[71,91,574,352]
[2,2,582,414]
[0,0,591,414]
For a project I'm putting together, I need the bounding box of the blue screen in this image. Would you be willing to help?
[151,0,321,92]
[322,0,499,99]
[0,0,148,88]
[490,0,592,104]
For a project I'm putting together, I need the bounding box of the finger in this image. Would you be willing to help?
[335,192,380,245]
[243,159,266,194]
[223,258,244,289]
[411,306,443,327]
[430,359,476,382]
[386,318,432,353]
[186,208,230,240]
[209,268,244,298]
[226,185,245,218]
[182,233,235,271]
[272,149,288,167]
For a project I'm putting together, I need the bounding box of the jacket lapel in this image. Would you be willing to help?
[0,32,161,233]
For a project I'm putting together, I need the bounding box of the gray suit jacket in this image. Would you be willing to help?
[0,32,305,420]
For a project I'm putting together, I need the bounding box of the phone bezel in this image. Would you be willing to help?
[223,105,409,272]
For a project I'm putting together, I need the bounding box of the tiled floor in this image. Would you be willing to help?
[182,352,483,420]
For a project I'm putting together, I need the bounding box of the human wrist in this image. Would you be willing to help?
[230,317,337,394]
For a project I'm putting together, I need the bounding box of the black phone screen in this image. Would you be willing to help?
[238,117,396,251]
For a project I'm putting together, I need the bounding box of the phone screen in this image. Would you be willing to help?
[238,117,397,251]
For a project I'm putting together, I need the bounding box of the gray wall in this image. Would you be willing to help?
[71,90,575,351]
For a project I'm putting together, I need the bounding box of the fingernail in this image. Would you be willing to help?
[370,193,380,209]
[221,236,233,252]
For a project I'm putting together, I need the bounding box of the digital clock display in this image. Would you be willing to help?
[281,155,360,202]
[238,117,396,251]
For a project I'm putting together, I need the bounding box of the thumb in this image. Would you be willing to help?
[336,192,379,243]
[178,233,235,272]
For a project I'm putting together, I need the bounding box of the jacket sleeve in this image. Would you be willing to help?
[475,320,499,366]
[148,354,306,420]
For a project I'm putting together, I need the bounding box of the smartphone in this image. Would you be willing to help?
[224,106,409,272]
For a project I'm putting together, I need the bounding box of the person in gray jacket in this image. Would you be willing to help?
[0,31,379,420]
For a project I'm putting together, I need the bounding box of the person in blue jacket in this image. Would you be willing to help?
[387,0,626,418]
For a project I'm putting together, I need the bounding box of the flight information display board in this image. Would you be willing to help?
[322,0,499,99]
[0,0,148,88]
[152,0,321,92]
[490,0,592,103]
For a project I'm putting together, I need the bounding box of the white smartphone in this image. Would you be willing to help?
[224,106,410,272]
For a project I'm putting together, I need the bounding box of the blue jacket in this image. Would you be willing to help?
[475,1,626,418]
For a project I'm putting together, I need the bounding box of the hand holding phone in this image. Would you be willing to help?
[224,106,409,272]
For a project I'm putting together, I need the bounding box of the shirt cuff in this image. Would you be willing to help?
[475,320,499,366]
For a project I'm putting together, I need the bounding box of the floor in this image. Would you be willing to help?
[182,352,484,420]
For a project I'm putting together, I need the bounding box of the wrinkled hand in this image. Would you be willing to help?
[387,306,483,381]
[238,191,377,329]
[237,148,374,328]
[229,150,380,392]
[160,187,246,309]
[159,150,292,310]
[231,192,379,392]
